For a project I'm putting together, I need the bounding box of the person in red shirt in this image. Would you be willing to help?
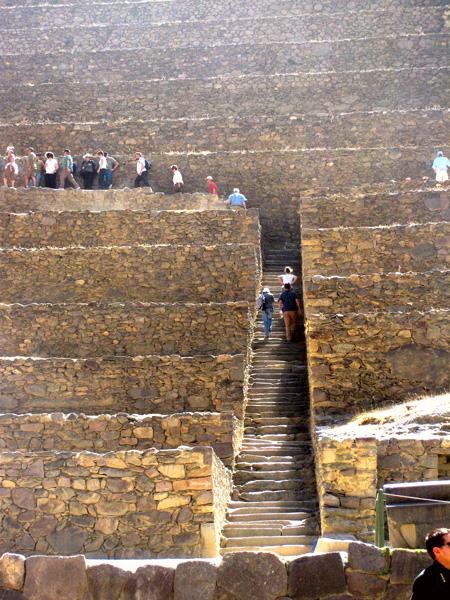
[206,175,218,195]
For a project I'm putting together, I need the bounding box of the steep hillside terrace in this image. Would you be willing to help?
[316,395,450,542]
[0,195,262,558]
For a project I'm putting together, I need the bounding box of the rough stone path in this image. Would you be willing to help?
[221,248,319,557]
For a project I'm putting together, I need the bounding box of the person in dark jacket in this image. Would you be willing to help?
[80,153,97,190]
[410,528,450,599]
[261,287,275,339]
[278,282,301,342]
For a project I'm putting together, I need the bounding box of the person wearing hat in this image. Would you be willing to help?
[80,153,97,189]
[171,165,184,193]
[24,147,37,188]
[206,176,218,195]
[134,152,151,188]
[59,149,79,189]
[261,287,275,340]
[3,153,18,188]
[224,188,247,209]
[432,151,450,183]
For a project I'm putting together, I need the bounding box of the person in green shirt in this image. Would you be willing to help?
[58,149,80,189]
[24,147,37,188]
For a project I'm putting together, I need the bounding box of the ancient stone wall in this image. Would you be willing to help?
[316,426,450,540]
[0,210,260,249]
[0,354,246,417]
[0,245,259,304]
[0,545,433,600]
[0,412,242,468]
[306,310,450,414]
[0,189,222,212]
[0,302,250,358]
[300,184,450,229]
[302,221,450,277]
[0,446,231,558]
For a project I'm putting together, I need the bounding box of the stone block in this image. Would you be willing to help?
[0,590,26,600]
[288,552,346,599]
[120,564,175,600]
[87,563,130,600]
[390,549,430,585]
[47,525,89,555]
[347,541,389,574]
[0,554,25,590]
[23,555,89,600]
[383,583,413,600]
[174,560,217,600]
[346,571,387,597]
[215,551,287,600]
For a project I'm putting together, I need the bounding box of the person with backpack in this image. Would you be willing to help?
[134,152,151,188]
[257,287,275,340]
[58,149,80,189]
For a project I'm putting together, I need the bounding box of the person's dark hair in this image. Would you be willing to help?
[63,149,70,154]
[36,153,40,158]
[285,267,291,273]
[46,152,54,159]
[425,528,450,559]
[97,150,103,156]
[284,283,291,290]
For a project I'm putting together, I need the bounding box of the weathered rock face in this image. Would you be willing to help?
[0,244,259,304]
[0,302,251,359]
[0,354,246,417]
[0,412,243,468]
[0,447,231,559]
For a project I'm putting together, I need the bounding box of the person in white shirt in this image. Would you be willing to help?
[44,152,59,188]
[171,164,184,193]
[97,150,108,190]
[277,266,298,289]
[134,152,151,188]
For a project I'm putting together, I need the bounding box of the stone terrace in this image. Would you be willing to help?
[300,182,450,419]
[0,190,260,558]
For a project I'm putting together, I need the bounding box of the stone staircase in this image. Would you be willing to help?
[221,249,319,557]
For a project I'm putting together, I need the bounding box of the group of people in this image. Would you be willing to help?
[257,267,301,342]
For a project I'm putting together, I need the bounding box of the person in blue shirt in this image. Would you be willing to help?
[224,188,247,209]
[432,151,450,182]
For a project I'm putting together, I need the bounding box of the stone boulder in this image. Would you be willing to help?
[0,553,25,590]
[214,551,287,600]
[118,564,175,600]
[87,563,130,600]
[23,555,89,600]
[174,561,217,600]
[288,552,346,599]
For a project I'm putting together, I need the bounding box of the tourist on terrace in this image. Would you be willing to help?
[206,175,218,195]
[432,151,450,183]
[261,287,275,340]
[224,188,247,209]
[34,154,44,188]
[80,153,97,190]
[411,528,450,598]
[58,149,80,190]
[97,150,108,190]
[278,283,301,342]
[134,152,151,188]
[3,154,18,188]
[24,147,37,188]
[44,152,59,189]
[171,165,184,193]
[104,151,118,189]
[277,266,298,290]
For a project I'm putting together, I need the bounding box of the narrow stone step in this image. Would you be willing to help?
[234,469,301,482]
[223,524,318,538]
[220,545,312,557]
[223,534,316,548]
[238,490,317,502]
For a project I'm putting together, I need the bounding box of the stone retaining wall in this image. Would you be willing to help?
[3,108,449,156]
[1,5,445,48]
[0,412,242,468]
[0,245,260,304]
[307,310,450,416]
[0,545,432,600]
[302,221,450,277]
[4,70,449,124]
[0,189,222,213]
[316,428,450,541]
[0,354,246,417]
[303,270,450,315]
[0,210,259,249]
[0,302,251,358]
[0,446,231,558]
[2,35,448,84]
[300,185,450,229]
